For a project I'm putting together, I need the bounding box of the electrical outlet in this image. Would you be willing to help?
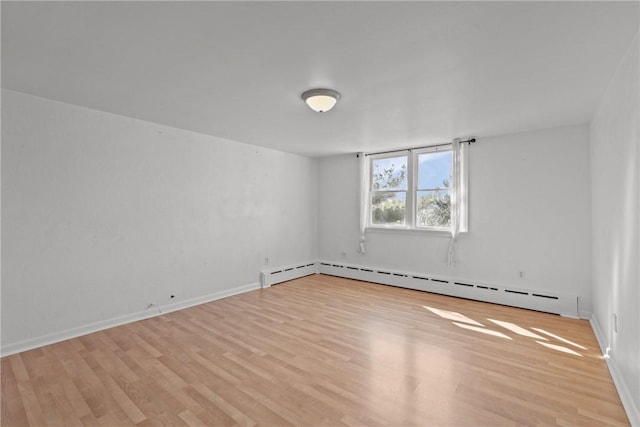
[518,270,525,279]
[341,251,347,259]
[264,257,270,266]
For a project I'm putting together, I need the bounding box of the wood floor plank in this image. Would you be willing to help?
[15,381,47,427]
[1,359,29,427]
[1,274,630,426]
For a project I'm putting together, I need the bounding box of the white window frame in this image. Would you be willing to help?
[368,150,413,228]
[366,143,467,233]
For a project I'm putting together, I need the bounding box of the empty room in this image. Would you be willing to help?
[1,1,639,426]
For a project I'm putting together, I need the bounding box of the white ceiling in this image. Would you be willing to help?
[2,1,638,157]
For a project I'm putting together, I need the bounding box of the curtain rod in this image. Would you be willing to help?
[359,138,476,157]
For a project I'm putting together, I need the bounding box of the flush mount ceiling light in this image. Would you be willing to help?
[301,88,341,113]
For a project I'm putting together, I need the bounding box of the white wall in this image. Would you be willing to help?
[318,124,593,315]
[1,89,317,351]
[590,33,639,424]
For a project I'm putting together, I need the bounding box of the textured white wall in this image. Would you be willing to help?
[590,33,639,423]
[318,124,593,315]
[1,89,317,349]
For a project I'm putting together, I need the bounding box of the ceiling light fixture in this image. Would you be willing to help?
[301,88,341,113]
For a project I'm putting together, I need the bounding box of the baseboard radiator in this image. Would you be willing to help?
[261,260,578,317]
[317,261,578,317]
[260,262,318,288]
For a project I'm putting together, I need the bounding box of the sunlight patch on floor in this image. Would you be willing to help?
[487,319,547,340]
[423,306,586,355]
[453,322,512,339]
[531,328,587,350]
[423,306,484,326]
[536,341,583,356]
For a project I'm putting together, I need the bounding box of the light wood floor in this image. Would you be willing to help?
[1,274,629,426]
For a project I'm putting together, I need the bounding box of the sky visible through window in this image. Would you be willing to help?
[419,151,452,189]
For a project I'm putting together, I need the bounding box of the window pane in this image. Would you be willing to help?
[418,151,452,190]
[371,191,406,225]
[372,156,408,191]
[416,190,450,228]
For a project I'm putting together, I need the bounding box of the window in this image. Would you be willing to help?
[366,144,467,232]
[370,155,408,226]
[416,149,452,228]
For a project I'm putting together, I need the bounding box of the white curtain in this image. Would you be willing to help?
[448,139,468,267]
[458,141,469,233]
[358,152,369,253]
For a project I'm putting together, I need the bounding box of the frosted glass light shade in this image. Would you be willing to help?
[301,88,341,112]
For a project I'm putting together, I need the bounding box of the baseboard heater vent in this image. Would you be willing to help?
[504,289,529,295]
[261,263,317,288]
[532,293,559,300]
[317,261,578,317]
[476,286,499,291]
[454,282,474,288]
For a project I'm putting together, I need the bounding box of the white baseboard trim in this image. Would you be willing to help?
[0,282,261,357]
[590,315,609,356]
[590,316,640,427]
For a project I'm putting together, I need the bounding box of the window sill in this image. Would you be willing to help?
[365,226,453,237]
